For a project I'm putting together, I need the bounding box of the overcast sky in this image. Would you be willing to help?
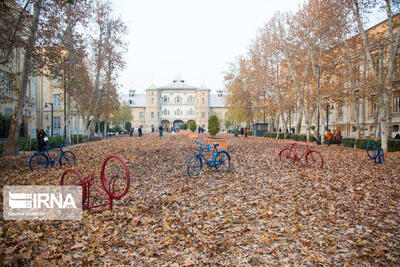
[111,0,304,94]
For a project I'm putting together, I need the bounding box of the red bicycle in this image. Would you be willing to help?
[279,141,324,168]
[60,155,130,212]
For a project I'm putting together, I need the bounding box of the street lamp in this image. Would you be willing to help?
[45,102,54,137]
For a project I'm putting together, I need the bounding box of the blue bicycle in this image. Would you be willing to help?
[29,145,76,170]
[187,140,231,176]
[366,140,384,164]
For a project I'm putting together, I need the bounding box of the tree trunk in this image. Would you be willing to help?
[5,0,42,155]
[381,90,392,152]
[296,107,302,134]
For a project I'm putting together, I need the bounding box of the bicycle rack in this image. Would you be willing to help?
[366,141,384,164]
[60,155,130,212]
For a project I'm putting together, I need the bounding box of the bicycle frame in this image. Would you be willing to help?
[195,140,219,167]
[286,141,311,161]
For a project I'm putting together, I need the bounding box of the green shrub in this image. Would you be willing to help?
[70,134,88,144]
[247,130,253,136]
[388,139,400,152]
[227,130,233,134]
[0,142,5,155]
[0,113,12,138]
[208,114,220,136]
[343,138,356,147]
[125,121,132,131]
[189,121,196,132]
[179,123,187,130]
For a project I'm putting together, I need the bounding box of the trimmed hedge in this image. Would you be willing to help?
[342,138,400,152]
[263,132,307,140]
[262,133,400,152]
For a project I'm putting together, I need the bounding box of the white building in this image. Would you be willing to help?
[128,75,228,132]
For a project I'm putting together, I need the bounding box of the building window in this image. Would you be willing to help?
[393,95,400,112]
[202,98,205,104]
[5,107,13,116]
[202,112,205,118]
[151,112,154,118]
[54,116,61,130]
[338,104,344,118]
[1,72,11,92]
[54,94,61,107]
[164,108,167,115]
[140,112,143,118]
[175,96,181,103]
[371,101,377,114]
[129,90,135,97]
[164,96,168,102]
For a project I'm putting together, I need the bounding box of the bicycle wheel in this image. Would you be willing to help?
[214,151,230,172]
[306,150,324,168]
[187,155,202,177]
[101,155,130,199]
[367,140,378,159]
[59,151,76,168]
[60,169,86,206]
[279,148,295,164]
[376,148,385,164]
[29,153,49,170]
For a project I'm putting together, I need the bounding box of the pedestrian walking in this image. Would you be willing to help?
[138,126,143,137]
[234,127,238,137]
[336,130,342,146]
[151,126,155,133]
[240,128,244,137]
[326,129,332,146]
[37,129,48,152]
[129,127,133,137]
[244,127,248,137]
[159,125,163,137]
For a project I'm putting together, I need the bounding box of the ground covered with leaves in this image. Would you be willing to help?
[1,133,399,265]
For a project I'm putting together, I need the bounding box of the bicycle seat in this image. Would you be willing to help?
[213,142,219,147]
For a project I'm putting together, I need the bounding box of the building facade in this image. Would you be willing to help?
[128,75,228,132]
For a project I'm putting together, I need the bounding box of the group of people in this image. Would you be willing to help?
[197,127,205,134]
[233,127,248,137]
[313,129,342,146]
[128,126,143,137]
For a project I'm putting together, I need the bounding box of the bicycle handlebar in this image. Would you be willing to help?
[194,140,210,151]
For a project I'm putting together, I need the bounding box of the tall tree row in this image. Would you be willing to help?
[2,0,128,155]
[225,0,399,152]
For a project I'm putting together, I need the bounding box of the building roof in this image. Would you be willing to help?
[129,94,146,107]
[210,94,226,108]
[159,75,198,90]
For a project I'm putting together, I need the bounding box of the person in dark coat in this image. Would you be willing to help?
[151,126,155,133]
[244,127,248,137]
[159,125,163,137]
[138,126,143,137]
[37,129,47,152]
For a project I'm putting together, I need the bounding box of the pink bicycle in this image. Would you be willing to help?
[60,155,130,212]
[279,141,324,168]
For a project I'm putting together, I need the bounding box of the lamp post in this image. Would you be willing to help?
[45,103,54,137]
[326,104,329,131]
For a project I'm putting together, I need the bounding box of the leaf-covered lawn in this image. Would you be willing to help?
[1,134,399,265]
